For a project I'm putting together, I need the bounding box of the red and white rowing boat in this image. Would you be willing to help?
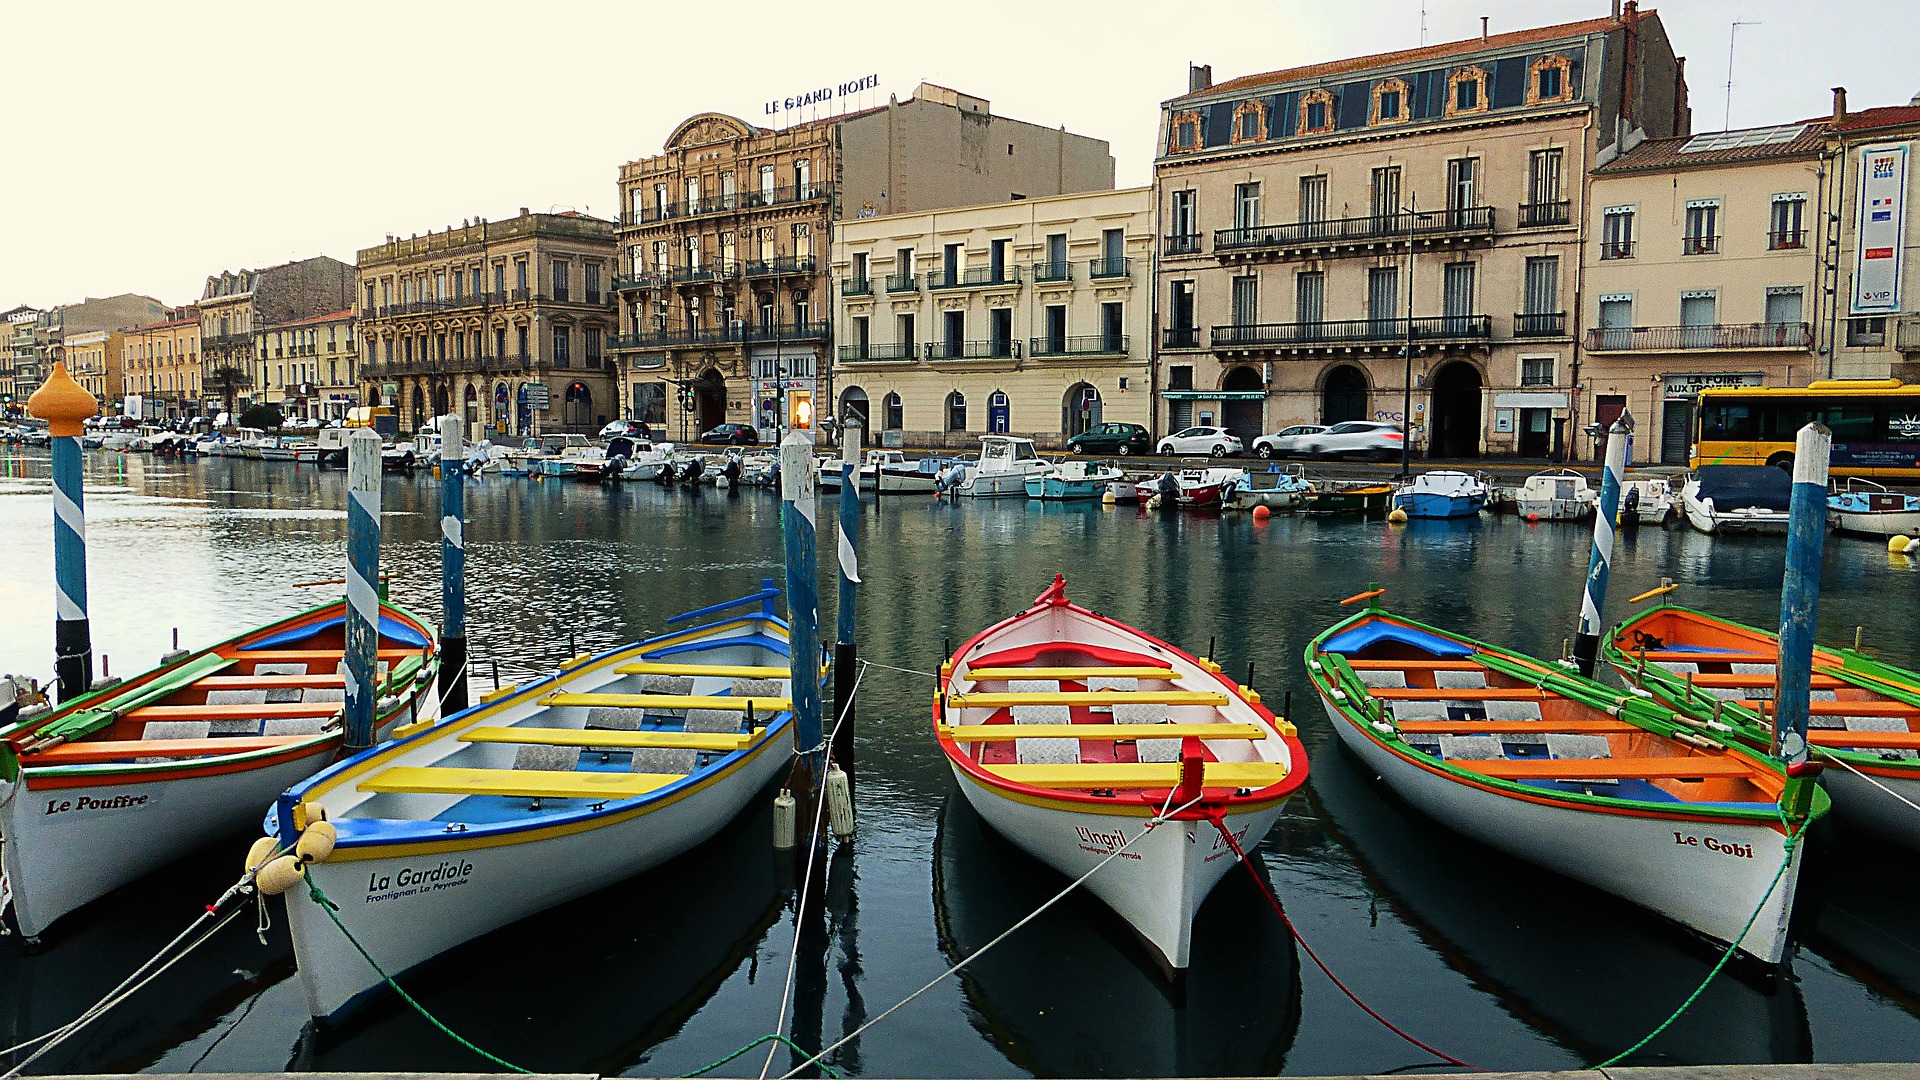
[935,575,1307,975]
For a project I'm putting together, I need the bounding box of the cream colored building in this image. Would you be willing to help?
[1819,92,1920,381]
[65,330,123,406]
[830,187,1152,448]
[122,307,201,418]
[258,308,356,422]
[198,257,355,416]
[1581,123,1825,464]
[1154,7,1686,460]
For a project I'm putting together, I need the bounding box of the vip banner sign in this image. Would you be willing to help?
[1853,143,1910,315]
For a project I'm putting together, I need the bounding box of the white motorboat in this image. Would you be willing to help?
[1682,465,1793,535]
[880,455,968,494]
[610,437,676,482]
[946,436,1054,498]
[1515,469,1595,521]
[820,449,908,492]
[1828,479,1920,537]
[1224,467,1313,511]
[1621,476,1676,527]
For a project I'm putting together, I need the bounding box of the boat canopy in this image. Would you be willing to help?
[1321,620,1474,658]
[1693,465,1791,512]
[980,436,1038,463]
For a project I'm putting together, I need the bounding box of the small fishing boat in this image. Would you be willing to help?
[1026,460,1123,501]
[1223,467,1312,511]
[1682,465,1793,535]
[1298,482,1393,516]
[945,436,1054,498]
[738,450,779,487]
[1514,469,1594,521]
[1606,604,1920,848]
[879,455,966,495]
[270,583,807,1022]
[1171,464,1245,509]
[316,428,351,469]
[609,437,676,482]
[1621,476,1676,527]
[1828,479,1920,537]
[530,435,598,478]
[1309,597,1824,964]
[1392,471,1489,519]
[0,601,439,940]
[936,575,1307,975]
[1107,477,1144,505]
[820,449,909,492]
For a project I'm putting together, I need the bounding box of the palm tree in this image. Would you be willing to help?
[205,364,252,420]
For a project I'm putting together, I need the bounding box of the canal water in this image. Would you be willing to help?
[1,447,1918,1077]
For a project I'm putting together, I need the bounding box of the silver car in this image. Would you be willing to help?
[1303,421,1405,461]
[1155,426,1243,457]
[1251,424,1327,459]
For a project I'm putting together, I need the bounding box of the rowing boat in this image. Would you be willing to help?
[1308,598,1825,964]
[1606,604,1920,848]
[936,575,1306,976]
[0,600,439,940]
[268,582,806,1023]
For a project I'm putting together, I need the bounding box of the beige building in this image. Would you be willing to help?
[122,307,202,418]
[613,83,1115,442]
[1154,6,1686,459]
[198,257,355,416]
[258,308,356,422]
[65,330,123,406]
[357,209,618,438]
[1819,93,1920,381]
[830,186,1153,448]
[1581,122,1825,464]
[3,306,39,415]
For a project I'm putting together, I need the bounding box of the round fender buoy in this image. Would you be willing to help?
[1890,534,1912,554]
[295,820,338,864]
[245,836,280,876]
[255,854,306,896]
[1527,512,1541,523]
[1387,507,1409,524]
[1102,492,1116,505]
[1252,505,1272,521]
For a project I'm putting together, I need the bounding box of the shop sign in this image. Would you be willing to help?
[1662,371,1763,398]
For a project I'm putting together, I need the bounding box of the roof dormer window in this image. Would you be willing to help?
[1528,55,1573,105]
[1231,100,1268,144]
[1446,66,1489,117]
[1300,89,1335,135]
[1371,78,1411,126]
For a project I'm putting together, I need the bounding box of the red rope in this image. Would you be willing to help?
[1208,817,1481,1070]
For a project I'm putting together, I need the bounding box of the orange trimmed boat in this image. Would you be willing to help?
[935,575,1307,976]
[0,601,438,939]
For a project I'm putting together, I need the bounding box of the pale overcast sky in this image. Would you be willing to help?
[2,0,1912,310]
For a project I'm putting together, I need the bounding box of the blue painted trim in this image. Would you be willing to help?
[665,583,782,625]
[242,613,431,651]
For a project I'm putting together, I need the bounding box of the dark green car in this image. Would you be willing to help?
[1066,422,1151,456]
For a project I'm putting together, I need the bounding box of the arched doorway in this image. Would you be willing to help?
[432,382,451,419]
[493,382,510,434]
[1063,382,1102,437]
[945,391,967,432]
[1221,365,1264,442]
[411,384,426,432]
[987,390,1011,434]
[1320,365,1368,425]
[463,385,479,435]
[563,382,592,431]
[694,369,726,435]
[1428,362,1483,458]
[883,392,903,431]
[840,386,869,429]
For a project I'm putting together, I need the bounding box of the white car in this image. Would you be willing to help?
[1156,426,1243,457]
[1301,420,1405,460]
[1251,424,1328,459]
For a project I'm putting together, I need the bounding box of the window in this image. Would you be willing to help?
[1296,270,1325,325]
[685,236,701,271]
[1231,276,1259,326]
[943,309,965,353]
[1601,206,1635,259]
[1232,100,1266,143]
[989,308,1013,356]
[1168,365,1194,391]
[552,261,569,302]
[758,227,776,262]
[686,176,701,213]
[851,315,869,357]
[1527,149,1564,207]
[1448,67,1487,114]
[1447,157,1478,211]
[364,283,375,312]
[793,222,813,262]
[946,391,967,431]
[584,331,603,369]
[795,159,811,197]
[897,312,916,350]
[1765,286,1804,326]
[1233,182,1261,231]
[1770,194,1806,249]
[584,263,601,303]
[884,392,903,430]
[1680,290,1718,348]
[1301,90,1333,133]
[1299,174,1328,225]
[852,251,870,286]
[1367,267,1398,330]
[759,165,775,201]
[1443,262,1477,328]
[1169,192,1197,248]
[1170,110,1202,152]
[1521,358,1555,386]
[1370,166,1401,220]
[1044,305,1067,351]
[515,260,529,291]
[1101,302,1124,350]
[1523,256,1559,315]
[552,327,571,367]
[1848,316,1887,347]
[1684,200,1720,254]
[1372,79,1407,124]
[989,237,1010,280]
[1536,65,1562,101]
[654,183,669,217]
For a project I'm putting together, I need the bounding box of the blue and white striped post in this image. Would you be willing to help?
[28,363,99,702]
[1572,411,1633,677]
[832,422,861,770]
[780,428,825,807]
[437,415,469,715]
[1775,423,1832,773]
[344,429,384,750]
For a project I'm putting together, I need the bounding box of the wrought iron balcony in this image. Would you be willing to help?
[1030,334,1129,357]
[1211,315,1492,352]
[1162,326,1201,349]
[743,256,817,278]
[509,287,532,302]
[927,266,1022,290]
[668,261,740,285]
[1513,312,1568,338]
[202,333,251,349]
[1031,261,1073,283]
[1599,240,1635,260]
[1213,205,1495,259]
[1164,233,1203,256]
[620,183,831,227]
[1769,230,1807,251]
[615,272,661,291]
[1583,322,1813,352]
[1089,257,1130,279]
[837,343,916,362]
[1682,235,1720,256]
[1516,200,1571,228]
[926,339,1021,360]
[885,273,918,293]
[842,277,873,297]
[745,320,829,342]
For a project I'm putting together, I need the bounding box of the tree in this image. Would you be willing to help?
[238,403,284,431]
[205,365,252,420]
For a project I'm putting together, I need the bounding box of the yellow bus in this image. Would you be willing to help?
[1693,379,1920,477]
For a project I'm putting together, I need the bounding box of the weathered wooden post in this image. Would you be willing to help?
[28,363,99,702]
[1573,411,1632,676]
[343,429,384,750]
[832,421,861,769]
[1775,423,1832,783]
[779,428,824,817]
[437,415,469,715]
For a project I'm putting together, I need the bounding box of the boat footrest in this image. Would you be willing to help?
[947,690,1229,709]
[1451,757,1755,780]
[459,727,756,752]
[24,735,316,765]
[358,766,685,800]
[961,666,1178,682]
[129,703,345,722]
[944,723,1263,743]
[983,760,1289,790]
[543,692,790,712]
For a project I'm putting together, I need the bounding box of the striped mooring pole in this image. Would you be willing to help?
[779,428,825,809]
[28,363,100,703]
[437,415,469,716]
[344,428,384,750]
[1572,411,1633,677]
[832,422,861,770]
[1774,423,1832,777]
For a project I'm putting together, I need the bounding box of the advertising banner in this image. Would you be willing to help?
[1853,143,1910,314]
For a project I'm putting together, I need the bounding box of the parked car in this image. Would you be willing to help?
[1302,420,1405,460]
[1155,426,1242,457]
[599,419,652,440]
[1251,424,1328,459]
[698,423,759,446]
[1067,422,1152,457]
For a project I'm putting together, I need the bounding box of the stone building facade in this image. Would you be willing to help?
[198,257,354,415]
[258,308,356,422]
[1153,6,1686,459]
[356,209,618,438]
[64,330,123,406]
[122,307,202,418]
[2,306,40,414]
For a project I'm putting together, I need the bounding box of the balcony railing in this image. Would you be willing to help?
[928,266,1022,290]
[842,277,873,297]
[1212,315,1493,350]
[1516,200,1572,228]
[1030,334,1129,357]
[1599,240,1635,260]
[1162,326,1201,349]
[668,261,740,285]
[1164,233,1203,256]
[1584,322,1813,352]
[743,256,816,278]
[1032,261,1073,283]
[1769,230,1807,251]
[1682,234,1720,256]
[1513,312,1568,338]
[926,339,1021,360]
[885,273,918,293]
[620,183,832,226]
[615,273,660,291]
[509,287,532,302]
[1089,256,1130,279]
[837,343,916,362]
[745,320,829,342]
[1214,206,1495,256]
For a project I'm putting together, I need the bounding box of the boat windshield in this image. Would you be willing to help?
[1011,441,1037,461]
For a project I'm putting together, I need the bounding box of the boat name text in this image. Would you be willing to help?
[44,793,149,815]
[1075,825,1140,860]
[1672,832,1754,859]
[366,859,475,904]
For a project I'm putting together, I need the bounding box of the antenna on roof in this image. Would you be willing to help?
[1420,3,1427,44]
[1725,20,1762,130]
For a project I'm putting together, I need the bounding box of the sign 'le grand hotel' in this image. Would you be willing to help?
[764,74,879,117]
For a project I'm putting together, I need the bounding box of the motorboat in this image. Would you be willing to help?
[944,436,1054,498]
[1108,477,1145,505]
[607,437,676,482]
[879,454,967,495]
[1682,465,1793,535]
[1170,464,1245,509]
[820,449,909,492]
[1514,469,1595,521]
[1224,467,1313,511]
[1392,471,1490,519]
[1828,479,1920,537]
[530,434,597,478]
[1026,460,1123,501]
[1298,482,1393,516]
[1621,476,1676,527]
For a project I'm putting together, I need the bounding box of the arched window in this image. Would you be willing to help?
[946,391,967,432]
[564,381,592,430]
[1300,89,1335,134]
[463,384,480,428]
[1447,66,1490,117]
[1231,100,1268,144]
[884,392,903,431]
[1169,110,1203,153]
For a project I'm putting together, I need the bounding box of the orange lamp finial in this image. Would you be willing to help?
[27,362,100,438]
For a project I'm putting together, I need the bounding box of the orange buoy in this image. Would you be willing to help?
[1526,513,1540,523]
[1252,505,1272,521]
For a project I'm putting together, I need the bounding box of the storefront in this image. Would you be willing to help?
[751,344,818,441]
[1161,389,1265,437]
[1492,390,1571,459]
[1658,371,1763,465]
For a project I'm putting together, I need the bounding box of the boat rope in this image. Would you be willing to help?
[1588,817,1803,1068]
[1206,818,1481,1070]
[853,658,940,680]
[681,1033,842,1079]
[770,792,1205,1080]
[1812,748,1920,819]
[303,877,534,1074]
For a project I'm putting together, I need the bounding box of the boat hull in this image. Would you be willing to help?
[1301,489,1391,515]
[1393,491,1487,519]
[1025,476,1107,500]
[959,470,1044,498]
[1685,502,1791,535]
[1515,497,1592,520]
[1829,508,1920,537]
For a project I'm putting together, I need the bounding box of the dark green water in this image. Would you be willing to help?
[1,447,1918,1076]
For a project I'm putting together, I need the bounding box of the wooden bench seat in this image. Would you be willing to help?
[1368,688,1547,701]
[1395,720,1639,735]
[543,692,790,712]
[234,649,418,663]
[1810,729,1920,751]
[459,727,756,752]
[358,766,683,800]
[1450,756,1757,780]
[946,690,1230,709]
[1636,650,1773,663]
[942,722,1264,743]
[1345,660,1486,671]
[1687,673,1844,689]
[614,661,802,680]
[25,735,316,764]
[984,760,1290,790]
[199,674,348,690]
[960,666,1179,682]
[129,703,344,722]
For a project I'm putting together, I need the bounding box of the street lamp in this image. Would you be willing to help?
[1400,195,1418,478]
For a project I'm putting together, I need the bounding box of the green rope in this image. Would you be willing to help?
[1590,821,1802,1069]
[676,1032,843,1079]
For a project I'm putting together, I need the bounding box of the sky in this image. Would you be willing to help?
[2,0,1913,311]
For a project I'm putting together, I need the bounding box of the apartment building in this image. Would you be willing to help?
[2,306,39,413]
[64,330,122,405]
[1821,92,1920,381]
[356,209,618,438]
[258,308,356,422]
[1154,4,1686,459]
[614,83,1115,442]
[30,294,168,408]
[198,257,354,414]
[830,187,1152,447]
[122,306,202,418]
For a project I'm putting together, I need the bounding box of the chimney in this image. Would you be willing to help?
[520,206,530,217]
[1611,0,1621,19]
[1188,63,1212,94]
[1480,16,1489,41]
[1623,0,1638,22]
[1833,86,1849,125]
